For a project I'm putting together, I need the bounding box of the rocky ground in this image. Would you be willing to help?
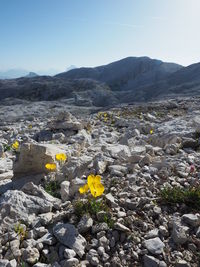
[1,96,200,267]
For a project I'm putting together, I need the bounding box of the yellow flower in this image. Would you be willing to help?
[104,113,108,117]
[56,153,67,162]
[87,174,104,198]
[79,184,89,194]
[150,129,154,134]
[45,163,57,171]
[28,124,32,129]
[12,141,19,150]
[79,174,104,198]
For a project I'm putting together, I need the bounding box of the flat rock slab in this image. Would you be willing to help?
[144,237,165,255]
[53,223,86,258]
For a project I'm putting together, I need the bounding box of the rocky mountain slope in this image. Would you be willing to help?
[0,57,200,105]
[1,97,200,266]
[56,57,182,92]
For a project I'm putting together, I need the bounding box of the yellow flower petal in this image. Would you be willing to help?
[87,174,96,188]
[150,129,153,134]
[90,183,104,198]
[94,175,101,184]
[79,184,89,194]
[12,141,19,150]
[56,153,67,161]
[45,163,57,171]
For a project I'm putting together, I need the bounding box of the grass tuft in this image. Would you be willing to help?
[74,198,115,228]
[160,186,200,210]
[44,181,61,199]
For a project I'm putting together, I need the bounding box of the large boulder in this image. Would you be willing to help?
[0,182,61,225]
[53,223,86,258]
[0,190,52,223]
[13,143,66,177]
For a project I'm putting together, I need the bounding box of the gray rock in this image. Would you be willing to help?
[77,215,93,234]
[0,171,13,181]
[13,143,66,177]
[196,226,200,237]
[64,248,76,259]
[159,226,169,237]
[7,259,17,267]
[0,260,9,267]
[103,144,131,160]
[98,236,109,247]
[34,227,48,238]
[139,154,152,167]
[36,232,57,245]
[61,258,79,267]
[49,112,83,131]
[93,156,107,174]
[172,219,189,244]
[53,223,86,258]
[90,256,99,266]
[0,189,53,222]
[22,182,61,206]
[108,165,128,175]
[63,156,92,181]
[92,223,109,234]
[60,181,70,202]
[143,255,159,267]
[145,229,159,239]
[182,214,200,227]
[130,145,146,156]
[114,222,130,232]
[22,246,40,264]
[0,158,13,174]
[105,193,118,207]
[144,237,165,255]
[175,260,191,267]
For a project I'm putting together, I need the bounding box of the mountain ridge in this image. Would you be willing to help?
[0,56,200,106]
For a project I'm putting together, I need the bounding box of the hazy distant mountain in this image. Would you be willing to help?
[0,56,200,106]
[0,68,61,79]
[25,72,39,78]
[0,69,29,79]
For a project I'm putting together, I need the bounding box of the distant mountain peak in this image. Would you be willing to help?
[25,72,39,78]
[66,65,77,72]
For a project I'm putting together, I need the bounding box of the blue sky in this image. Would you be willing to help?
[0,0,200,73]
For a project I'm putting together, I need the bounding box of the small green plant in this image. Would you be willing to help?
[102,213,115,228]
[74,198,114,228]
[160,186,200,210]
[14,223,27,242]
[3,143,12,152]
[75,198,109,218]
[77,174,115,228]
[44,181,61,198]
